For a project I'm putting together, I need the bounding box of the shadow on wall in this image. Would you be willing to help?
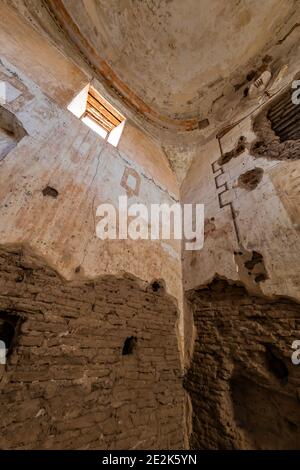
[0,248,184,450]
[0,106,27,161]
[184,278,300,450]
[230,371,300,449]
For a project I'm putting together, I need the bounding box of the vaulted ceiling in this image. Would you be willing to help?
[45,0,299,132]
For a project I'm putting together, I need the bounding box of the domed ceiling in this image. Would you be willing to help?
[45,0,299,133]
[7,0,300,179]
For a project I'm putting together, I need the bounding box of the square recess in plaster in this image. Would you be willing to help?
[0,81,22,105]
[121,167,141,197]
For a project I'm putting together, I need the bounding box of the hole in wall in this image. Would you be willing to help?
[42,186,59,198]
[235,249,269,285]
[251,83,300,161]
[247,70,256,82]
[0,312,21,360]
[122,336,137,356]
[244,251,263,270]
[267,89,300,142]
[151,281,162,292]
[262,54,273,64]
[198,118,210,130]
[238,168,264,191]
[68,84,126,147]
[243,87,249,97]
[254,273,268,283]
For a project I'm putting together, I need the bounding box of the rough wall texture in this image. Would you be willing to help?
[0,52,182,323]
[0,248,185,449]
[184,279,300,450]
[182,103,300,303]
[251,100,300,162]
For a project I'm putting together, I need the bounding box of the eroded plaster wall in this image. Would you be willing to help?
[0,5,182,303]
[2,1,300,450]
[0,6,188,449]
[0,56,183,323]
[182,88,300,448]
[182,103,300,302]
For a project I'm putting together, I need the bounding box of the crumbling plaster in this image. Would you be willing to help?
[182,109,300,303]
[0,0,300,451]
[0,57,181,297]
[0,4,194,373]
[1,0,300,364]
[184,280,300,450]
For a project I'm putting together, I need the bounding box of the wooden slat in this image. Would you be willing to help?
[86,103,114,132]
[88,86,124,123]
[82,85,125,137]
[87,93,121,127]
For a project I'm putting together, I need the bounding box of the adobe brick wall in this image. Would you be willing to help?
[0,248,185,449]
[184,279,300,450]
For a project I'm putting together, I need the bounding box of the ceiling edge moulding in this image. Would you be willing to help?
[45,0,200,133]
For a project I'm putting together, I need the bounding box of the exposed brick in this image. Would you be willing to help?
[185,279,300,450]
[0,248,184,450]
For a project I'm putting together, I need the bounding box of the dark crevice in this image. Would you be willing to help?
[122,336,137,356]
[42,186,59,198]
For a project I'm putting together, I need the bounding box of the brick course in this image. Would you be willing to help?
[184,279,300,449]
[0,248,184,450]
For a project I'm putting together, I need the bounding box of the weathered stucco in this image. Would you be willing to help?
[182,111,300,303]
[0,0,300,451]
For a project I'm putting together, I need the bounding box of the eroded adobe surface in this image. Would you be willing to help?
[251,89,300,162]
[184,279,300,450]
[0,248,185,449]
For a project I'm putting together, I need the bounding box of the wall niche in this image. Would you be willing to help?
[0,106,27,161]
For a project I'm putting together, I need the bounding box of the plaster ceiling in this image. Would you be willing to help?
[46,0,298,133]
[6,0,300,180]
